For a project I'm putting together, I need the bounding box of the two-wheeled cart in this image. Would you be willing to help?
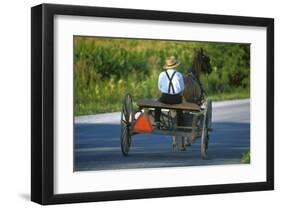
[120,93,212,159]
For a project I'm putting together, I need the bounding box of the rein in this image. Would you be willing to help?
[188,68,207,102]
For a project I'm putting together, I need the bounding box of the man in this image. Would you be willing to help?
[155,56,185,127]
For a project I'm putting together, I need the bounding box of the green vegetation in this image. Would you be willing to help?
[209,87,249,101]
[74,37,250,115]
[241,149,250,164]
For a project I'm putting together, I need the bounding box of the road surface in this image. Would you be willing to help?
[74,99,250,171]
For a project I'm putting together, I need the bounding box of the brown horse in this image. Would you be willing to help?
[183,48,212,105]
[173,48,212,151]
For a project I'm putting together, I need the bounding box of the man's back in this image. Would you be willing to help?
[158,69,184,94]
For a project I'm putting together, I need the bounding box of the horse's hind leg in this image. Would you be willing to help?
[172,136,178,151]
[186,137,191,147]
[179,137,185,151]
[179,137,191,151]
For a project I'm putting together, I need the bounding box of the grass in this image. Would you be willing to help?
[75,71,161,115]
[240,149,250,164]
[208,88,250,101]
[74,70,250,115]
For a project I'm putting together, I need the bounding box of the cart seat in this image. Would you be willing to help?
[137,99,200,111]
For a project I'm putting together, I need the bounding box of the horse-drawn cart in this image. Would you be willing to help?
[120,93,212,159]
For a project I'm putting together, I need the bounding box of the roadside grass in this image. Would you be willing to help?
[75,71,161,116]
[75,75,249,115]
[241,149,250,164]
[208,88,250,101]
[74,68,250,115]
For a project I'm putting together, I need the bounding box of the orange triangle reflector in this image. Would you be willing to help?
[133,113,153,133]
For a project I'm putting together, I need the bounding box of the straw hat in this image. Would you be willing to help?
[163,56,180,69]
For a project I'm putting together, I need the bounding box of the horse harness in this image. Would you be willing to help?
[188,71,206,103]
[165,70,177,94]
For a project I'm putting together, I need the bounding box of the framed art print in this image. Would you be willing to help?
[31,3,274,205]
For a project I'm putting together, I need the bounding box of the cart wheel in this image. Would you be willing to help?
[201,99,212,159]
[120,93,133,156]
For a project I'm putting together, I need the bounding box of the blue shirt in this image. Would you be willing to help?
[158,69,185,94]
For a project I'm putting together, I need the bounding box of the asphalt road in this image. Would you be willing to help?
[74,99,250,171]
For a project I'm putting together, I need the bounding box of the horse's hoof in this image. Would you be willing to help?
[172,144,178,151]
[180,147,186,151]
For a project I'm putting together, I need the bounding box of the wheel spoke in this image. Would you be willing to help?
[121,119,128,125]
[122,130,128,150]
[122,126,127,139]
[124,105,128,121]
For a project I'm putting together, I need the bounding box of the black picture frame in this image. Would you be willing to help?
[31,3,274,205]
